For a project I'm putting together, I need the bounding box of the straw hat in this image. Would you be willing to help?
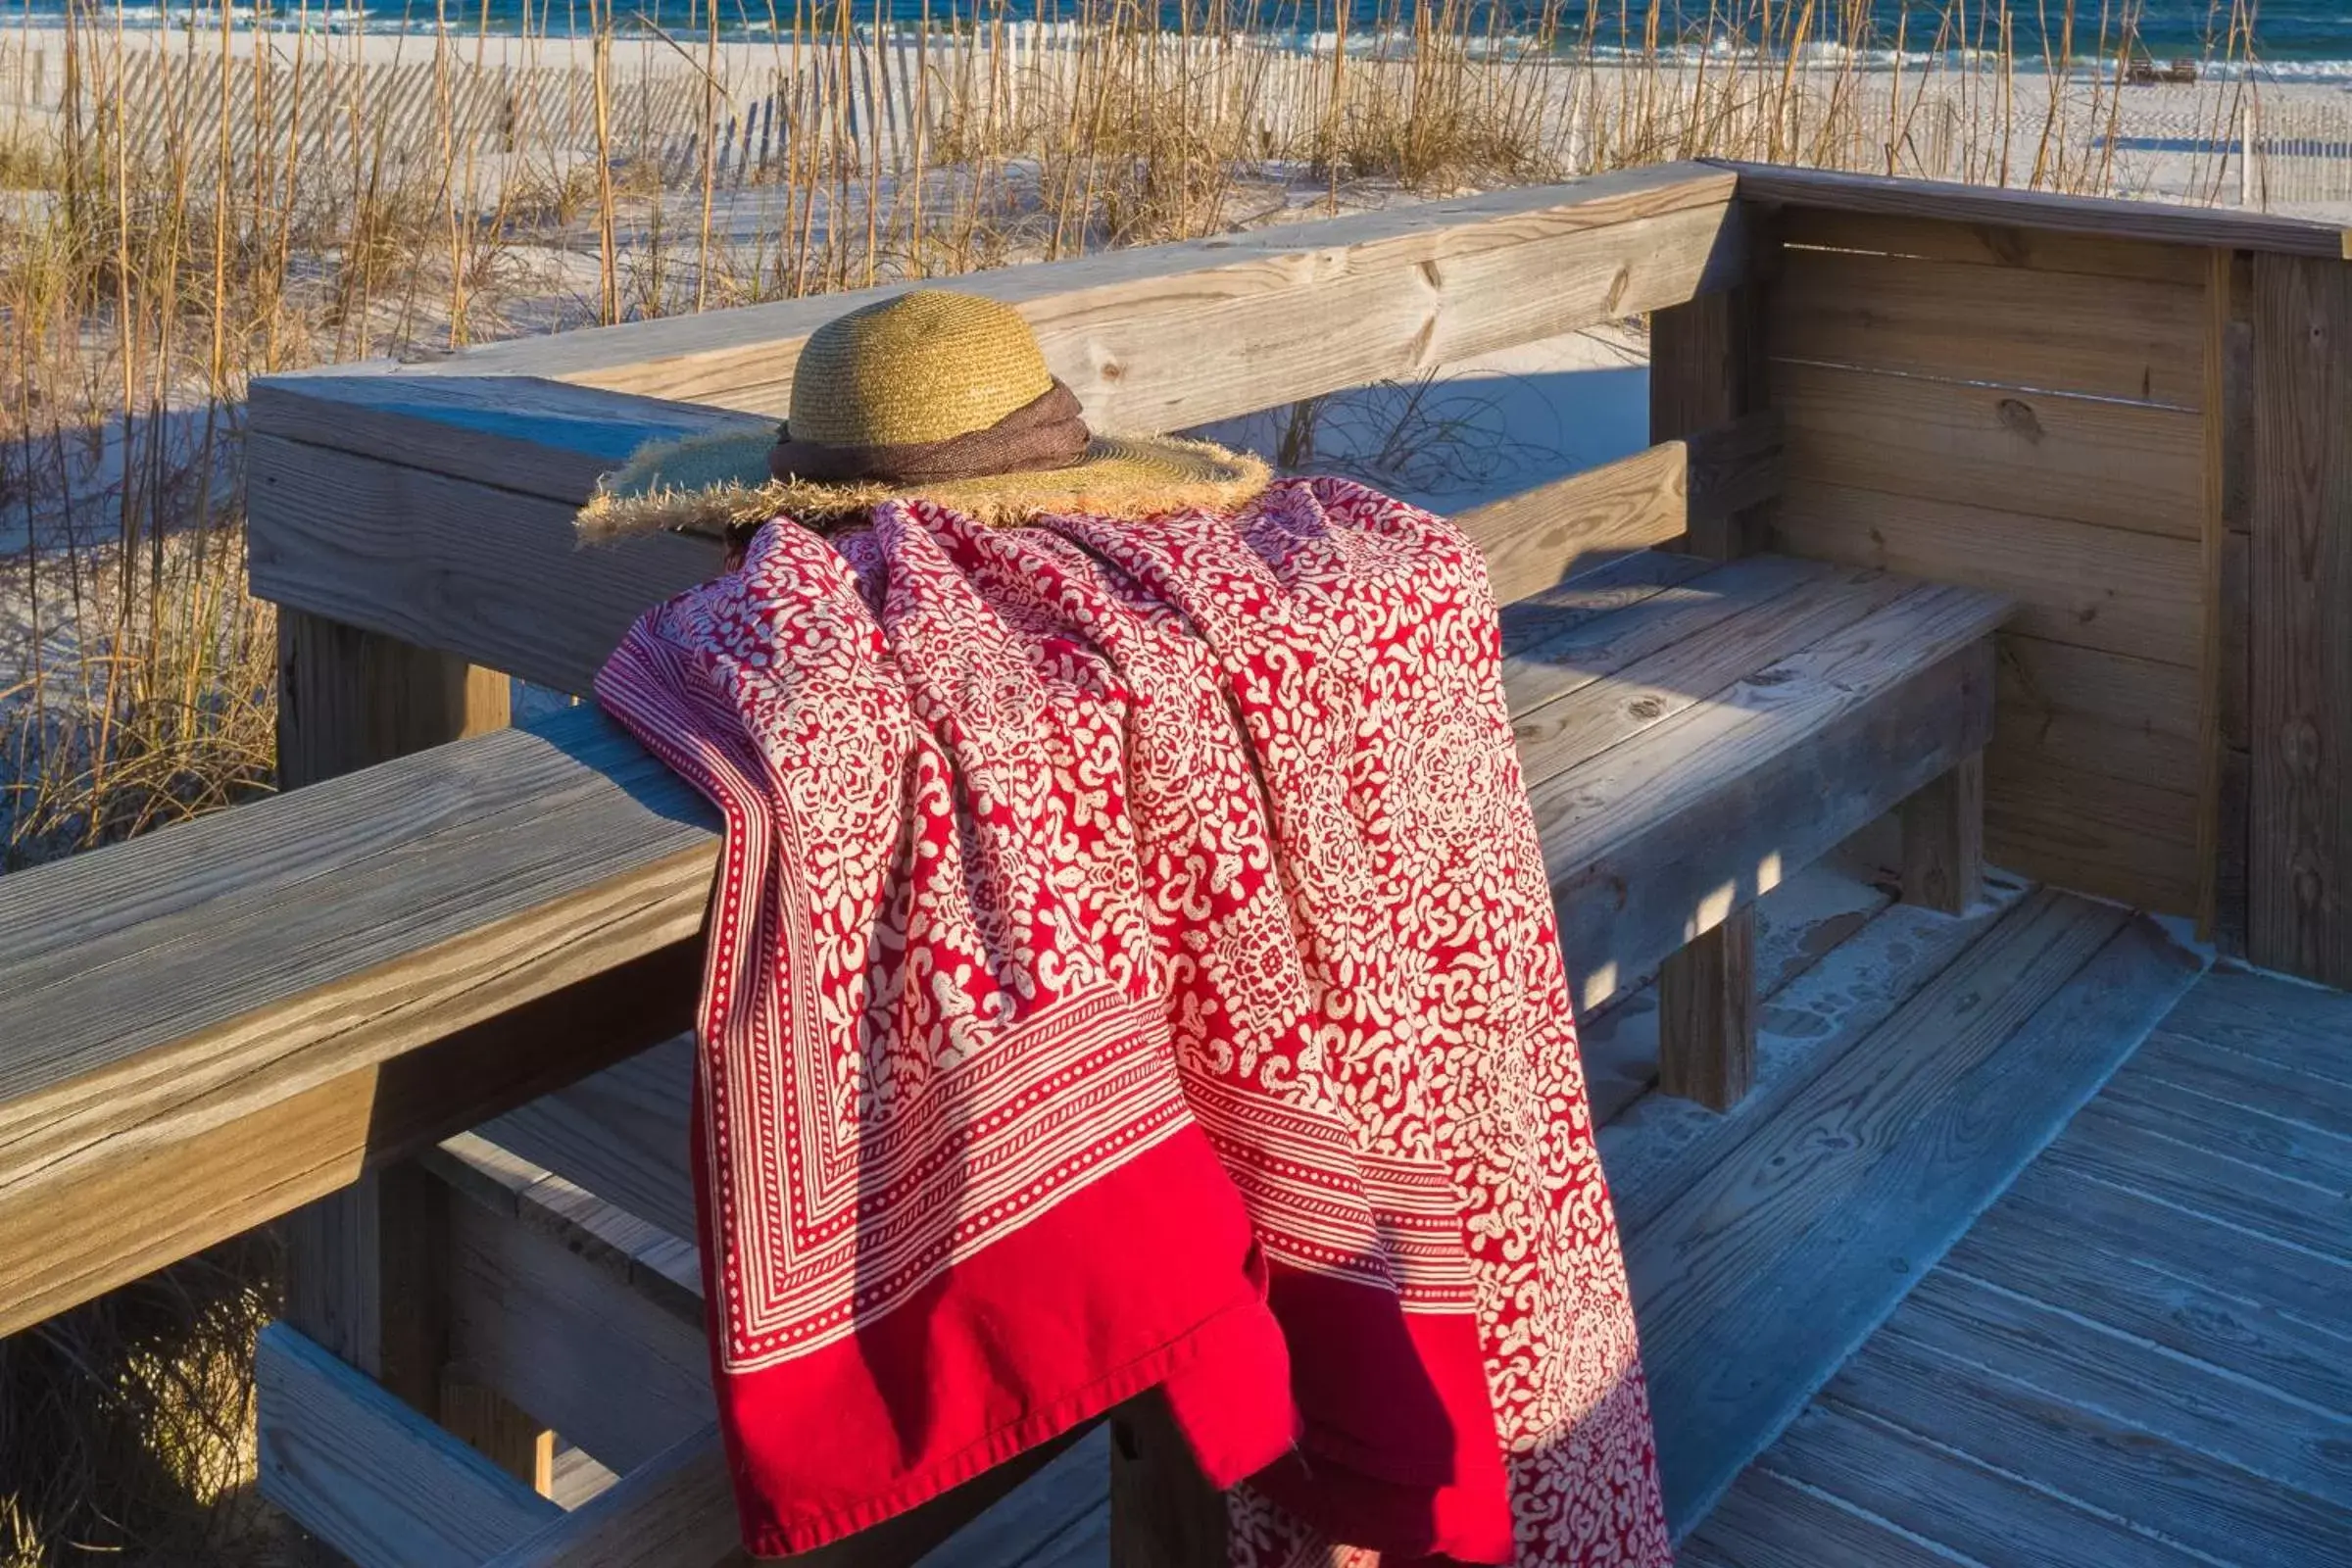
[577,290,1269,541]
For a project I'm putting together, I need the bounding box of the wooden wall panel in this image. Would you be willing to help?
[1762,224,2216,916]
[2249,254,2352,987]
[1776,362,2203,541]
[1773,249,2205,407]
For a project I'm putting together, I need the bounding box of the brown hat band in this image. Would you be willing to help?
[768,379,1090,487]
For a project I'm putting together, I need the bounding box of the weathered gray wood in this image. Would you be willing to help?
[1106,1396,1226,1568]
[2044,1101,2352,1259]
[1503,554,1821,719]
[2249,254,2352,988]
[1497,551,1716,658]
[276,603,523,1458]
[1945,1178,2352,1415]
[1650,281,1764,560]
[389,166,1744,417]
[1516,563,1915,790]
[483,1425,747,1568]
[2148,964,2352,1086]
[2102,1047,2352,1187]
[1889,1267,2352,1506]
[1763,1400,2212,1568]
[475,1036,699,1245]
[1656,909,1755,1111]
[256,1321,560,1568]
[1898,752,1984,914]
[1826,1321,2352,1567]
[917,1427,1113,1568]
[443,1180,714,1473]
[1720,161,2352,259]
[1540,584,2007,1016]
[1465,414,1783,607]
[249,433,724,699]
[1600,871,2032,1236]
[1998,1156,2352,1331]
[1681,1462,1959,1568]
[1635,903,2202,1532]
[0,703,710,1336]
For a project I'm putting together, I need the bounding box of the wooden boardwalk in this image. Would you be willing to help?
[1688,967,2352,1568]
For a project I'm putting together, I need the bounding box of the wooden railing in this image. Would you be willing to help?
[3,156,2349,1564]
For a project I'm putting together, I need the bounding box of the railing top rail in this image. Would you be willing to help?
[0,705,716,1339]
[1715,161,2352,260]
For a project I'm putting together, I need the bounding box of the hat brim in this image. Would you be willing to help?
[577,425,1272,543]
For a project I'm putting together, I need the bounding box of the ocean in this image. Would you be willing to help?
[15,0,2352,76]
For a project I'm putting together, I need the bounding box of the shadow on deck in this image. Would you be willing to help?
[1690,966,2352,1568]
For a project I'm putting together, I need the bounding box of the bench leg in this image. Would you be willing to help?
[1657,907,1757,1112]
[1109,1393,1227,1568]
[1901,752,1985,915]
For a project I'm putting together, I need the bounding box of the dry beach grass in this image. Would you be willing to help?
[0,0,2270,1558]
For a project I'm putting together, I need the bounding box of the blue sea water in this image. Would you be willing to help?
[19,0,2352,73]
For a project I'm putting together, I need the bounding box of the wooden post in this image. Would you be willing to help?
[1107,1394,1227,1568]
[1656,908,1756,1112]
[1650,223,1769,562]
[2248,255,2352,989]
[1900,753,1985,915]
[273,607,546,1480]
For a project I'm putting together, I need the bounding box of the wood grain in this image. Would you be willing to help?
[1774,360,2205,541]
[1650,286,1762,559]
[1994,636,2203,794]
[389,166,1742,416]
[1771,479,2203,665]
[1899,752,1983,915]
[1773,247,2206,408]
[0,704,713,1336]
[1776,207,2213,286]
[1983,749,2204,915]
[1460,413,1783,606]
[256,1321,560,1568]
[249,432,724,698]
[1720,161,2352,259]
[1536,584,2006,1014]
[1656,908,1756,1110]
[2249,253,2352,987]
[1760,1400,2213,1568]
[274,604,516,1445]
[1635,907,2200,1533]
[1681,1461,1962,1568]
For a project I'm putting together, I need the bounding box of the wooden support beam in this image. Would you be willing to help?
[1107,1394,1229,1568]
[2249,254,2352,988]
[0,703,710,1338]
[1901,754,1986,916]
[1650,251,1770,561]
[256,1321,561,1568]
[1657,907,1758,1111]
[275,607,543,1472]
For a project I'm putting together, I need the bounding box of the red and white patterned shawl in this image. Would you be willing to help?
[594,475,1671,1568]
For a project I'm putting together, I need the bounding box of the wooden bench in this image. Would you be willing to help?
[248,541,2008,1567]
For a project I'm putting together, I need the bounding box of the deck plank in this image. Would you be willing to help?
[2132,1019,2352,1131]
[2041,1101,2352,1258]
[1770,1400,2213,1568]
[1888,1268,2352,1507]
[1945,1183,2352,1415]
[1681,1465,1967,1568]
[1824,1327,2352,1567]
[1635,902,2200,1531]
[1516,564,1915,789]
[2147,967,2352,1086]
[1501,555,1821,716]
[2092,1067,2352,1190]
